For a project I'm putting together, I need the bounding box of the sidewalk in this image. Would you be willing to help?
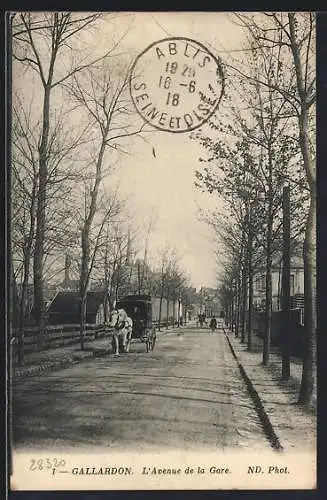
[11,335,112,380]
[11,325,187,380]
[226,330,316,453]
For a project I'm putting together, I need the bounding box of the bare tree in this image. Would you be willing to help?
[139,212,158,294]
[79,194,121,349]
[63,57,146,347]
[229,11,316,408]
[12,12,118,344]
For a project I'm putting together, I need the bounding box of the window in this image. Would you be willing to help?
[256,275,265,291]
[290,274,295,296]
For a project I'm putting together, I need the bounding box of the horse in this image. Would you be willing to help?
[108,308,133,357]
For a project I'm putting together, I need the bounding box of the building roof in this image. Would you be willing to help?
[47,290,106,315]
[118,294,151,303]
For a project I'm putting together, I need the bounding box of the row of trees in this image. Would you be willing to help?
[194,13,315,408]
[10,13,149,359]
[91,241,194,331]
[10,12,204,363]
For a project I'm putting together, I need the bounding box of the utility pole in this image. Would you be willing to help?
[282,186,291,380]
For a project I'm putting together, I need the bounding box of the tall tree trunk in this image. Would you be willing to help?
[103,236,110,323]
[241,264,248,343]
[166,292,170,329]
[173,298,176,326]
[79,227,89,351]
[103,292,110,323]
[79,140,106,348]
[79,294,87,351]
[235,235,244,338]
[11,266,20,329]
[11,265,20,364]
[178,298,181,326]
[247,231,254,351]
[235,271,241,338]
[263,163,273,366]
[115,280,119,304]
[297,112,316,406]
[247,198,256,350]
[263,224,273,365]
[18,178,37,363]
[137,262,141,294]
[18,257,30,364]
[299,195,316,406]
[288,12,316,408]
[34,84,52,347]
[281,186,291,380]
[158,295,163,331]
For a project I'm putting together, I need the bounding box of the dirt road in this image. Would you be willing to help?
[12,327,271,452]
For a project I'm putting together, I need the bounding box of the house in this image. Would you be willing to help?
[253,254,304,311]
[151,296,183,323]
[197,287,221,317]
[47,290,108,325]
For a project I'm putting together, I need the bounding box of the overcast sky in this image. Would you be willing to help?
[104,12,247,289]
[13,12,248,290]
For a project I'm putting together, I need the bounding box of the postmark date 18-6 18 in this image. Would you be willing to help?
[130,37,224,133]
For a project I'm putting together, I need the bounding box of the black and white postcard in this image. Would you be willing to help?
[9,11,316,491]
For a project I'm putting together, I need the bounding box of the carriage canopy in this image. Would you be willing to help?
[117,295,152,338]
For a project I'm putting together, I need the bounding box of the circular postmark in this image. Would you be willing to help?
[129,37,225,133]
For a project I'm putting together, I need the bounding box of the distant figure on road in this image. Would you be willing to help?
[209,316,217,332]
[198,314,203,328]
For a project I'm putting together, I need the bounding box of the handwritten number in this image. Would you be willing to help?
[29,458,66,471]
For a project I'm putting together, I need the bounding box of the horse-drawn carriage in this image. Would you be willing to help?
[109,295,156,355]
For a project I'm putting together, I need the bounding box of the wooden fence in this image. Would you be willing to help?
[10,318,181,357]
[253,308,304,357]
[11,324,110,355]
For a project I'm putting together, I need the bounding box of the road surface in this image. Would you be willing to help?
[12,327,271,452]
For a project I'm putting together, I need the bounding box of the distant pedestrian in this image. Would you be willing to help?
[209,316,217,332]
